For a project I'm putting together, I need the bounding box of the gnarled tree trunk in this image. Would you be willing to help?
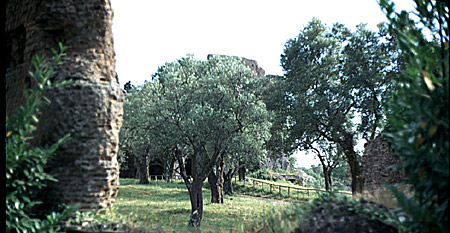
[223,168,235,195]
[208,171,220,203]
[188,184,203,227]
[343,133,364,195]
[208,155,224,203]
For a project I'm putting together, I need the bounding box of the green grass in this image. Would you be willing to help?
[233,178,352,203]
[115,179,291,232]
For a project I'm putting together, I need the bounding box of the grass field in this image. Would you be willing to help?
[234,177,352,203]
[114,178,402,232]
[114,179,296,232]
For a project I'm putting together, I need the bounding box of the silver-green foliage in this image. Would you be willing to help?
[120,55,271,225]
[122,55,270,172]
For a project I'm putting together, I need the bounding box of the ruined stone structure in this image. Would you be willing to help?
[6,0,123,210]
[207,54,266,78]
[362,135,405,190]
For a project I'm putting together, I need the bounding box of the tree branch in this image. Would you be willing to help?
[175,146,191,189]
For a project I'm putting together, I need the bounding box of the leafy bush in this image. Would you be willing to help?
[244,190,404,232]
[247,169,268,179]
[380,0,449,232]
[304,191,406,232]
[5,43,76,233]
[65,206,140,232]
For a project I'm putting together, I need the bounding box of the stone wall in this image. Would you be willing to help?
[362,135,405,190]
[6,0,123,211]
[207,54,266,78]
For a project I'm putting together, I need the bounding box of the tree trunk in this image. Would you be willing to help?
[167,156,175,182]
[327,169,333,187]
[342,133,363,195]
[238,160,246,181]
[138,154,149,184]
[316,149,332,192]
[223,170,234,195]
[217,155,224,203]
[208,171,220,203]
[188,184,203,227]
[175,144,224,227]
[322,164,331,191]
[207,156,224,203]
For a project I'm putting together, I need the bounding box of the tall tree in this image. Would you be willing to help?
[281,18,401,195]
[131,55,270,227]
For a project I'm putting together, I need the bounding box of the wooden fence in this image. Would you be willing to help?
[236,177,352,199]
[148,174,185,181]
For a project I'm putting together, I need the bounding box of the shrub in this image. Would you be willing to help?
[380,0,449,232]
[5,43,76,233]
[301,191,406,232]
[65,206,140,232]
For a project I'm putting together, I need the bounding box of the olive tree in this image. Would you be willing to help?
[123,55,270,227]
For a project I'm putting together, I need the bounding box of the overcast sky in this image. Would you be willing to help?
[110,0,416,168]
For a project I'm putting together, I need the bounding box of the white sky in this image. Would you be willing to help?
[110,0,416,168]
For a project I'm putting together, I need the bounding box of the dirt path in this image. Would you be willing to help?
[238,194,291,205]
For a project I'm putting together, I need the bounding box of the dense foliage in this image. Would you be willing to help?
[120,55,270,227]
[5,44,76,233]
[380,0,449,232]
[280,18,401,194]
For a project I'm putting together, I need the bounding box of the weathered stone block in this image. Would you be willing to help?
[362,135,405,191]
[207,54,266,78]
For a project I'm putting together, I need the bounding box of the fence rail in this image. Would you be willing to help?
[236,177,352,199]
[148,174,185,181]
[146,175,352,199]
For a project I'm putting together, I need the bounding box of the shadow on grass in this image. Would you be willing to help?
[117,179,215,204]
[156,206,191,216]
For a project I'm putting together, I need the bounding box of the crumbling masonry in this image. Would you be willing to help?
[362,135,405,191]
[6,0,123,210]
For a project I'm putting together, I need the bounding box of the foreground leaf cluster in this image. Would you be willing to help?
[6,43,76,233]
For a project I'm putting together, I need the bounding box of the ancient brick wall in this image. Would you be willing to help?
[6,0,123,211]
[362,135,405,190]
[207,54,266,78]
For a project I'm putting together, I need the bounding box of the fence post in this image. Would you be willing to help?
[253,180,256,189]
[288,187,290,197]
[279,186,281,196]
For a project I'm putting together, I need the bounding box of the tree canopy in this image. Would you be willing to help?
[120,55,270,227]
[280,18,402,194]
